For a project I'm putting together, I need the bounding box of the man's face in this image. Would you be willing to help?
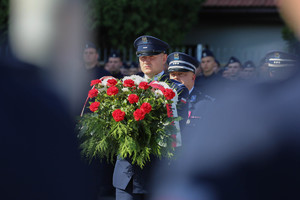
[83,48,98,65]
[169,71,195,90]
[108,57,122,73]
[222,68,230,79]
[139,53,167,78]
[243,67,256,79]
[201,56,217,75]
[227,62,241,77]
[129,67,138,75]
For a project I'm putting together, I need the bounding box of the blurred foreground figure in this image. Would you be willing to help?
[150,1,300,199]
[0,1,98,200]
[265,50,298,81]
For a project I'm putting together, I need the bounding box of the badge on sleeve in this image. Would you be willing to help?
[190,95,197,102]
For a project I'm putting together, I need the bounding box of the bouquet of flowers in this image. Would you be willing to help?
[77,75,181,168]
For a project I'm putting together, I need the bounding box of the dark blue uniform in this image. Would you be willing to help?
[113,35,188,200]
[185,87,215,128]
[113,72,189,200]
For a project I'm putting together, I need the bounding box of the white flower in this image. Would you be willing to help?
[98,87,107,93]
[122,88,129,92]
[154,81,178,102]
[122,75,147,86]
[101,76,117,86]
[156,81,171,89]
[154,89,163,97]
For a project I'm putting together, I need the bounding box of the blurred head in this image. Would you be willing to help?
[108,51,122,74]
[83,43,99,69]
[265,50,298,80]
[227,57,242,80]
[120,63,130,76]
[128,62,138,75]
[104,61,110,72]
[222,67,231,79]
[9,0,88,113]
[241,61,256,80]
[167,52,198,90]
[195,64,202,77]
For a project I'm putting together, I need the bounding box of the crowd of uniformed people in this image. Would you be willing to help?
[3,0,300,200]
[82,34,300,200]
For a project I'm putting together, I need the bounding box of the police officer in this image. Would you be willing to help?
[200,49,219,78]
[81,43,111,114]
[264,50,298,81]
[226,56,242,81]
[83,42,111,78]
[167,52,215,132]
[128,61,139,75]
[112,35,188,200]
[196,49,225,97]
[107,51,124,79]
[240,60,257,80]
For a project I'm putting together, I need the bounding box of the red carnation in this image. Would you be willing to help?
[123,79,135,87]
[107,79,117,87]
[89,102,100,112]
[107,86,119,96]
[140,102,152,114]
[133,109,145,121]
[172,141,177,148]
[138,82,150,90]
[88,88,98,98]
[163,88,175,100]
[112,109,125,122]
[128,94,139,104]
[90,79,102,86]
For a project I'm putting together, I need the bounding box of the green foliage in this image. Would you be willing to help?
[281,26,300,53]
[85,0,205,49]
[0,0,9,44]
[282,26,296,42]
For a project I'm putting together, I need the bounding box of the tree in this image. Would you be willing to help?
[282,26,300,54]
[0,0,9,44]
[85,0,205,50]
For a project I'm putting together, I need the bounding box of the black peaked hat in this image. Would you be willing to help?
[227,56,241,65]
[85,42,97,50]
[265,51,298,68]
[109,50,121,58]
[202,49,215,58]
[134,35,169,57]
[243,60,256,69]
[167,52,199,73]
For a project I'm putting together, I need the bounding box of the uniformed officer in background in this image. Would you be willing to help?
[196,49,226,97]
[226,56,242,81]
[150,1,300,198]
[240,60,257,81]
[107,51,124,79]
[264,50,298,81]
[167,52,215,132]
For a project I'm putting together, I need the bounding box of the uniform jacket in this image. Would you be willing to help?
[112,72,188,193]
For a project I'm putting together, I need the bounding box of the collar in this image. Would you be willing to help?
[144,71,165,81]
[189,86,194,95]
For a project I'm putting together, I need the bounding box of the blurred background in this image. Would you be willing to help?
[0,0,298,67]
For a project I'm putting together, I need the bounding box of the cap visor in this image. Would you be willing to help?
[137,51,162,57]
